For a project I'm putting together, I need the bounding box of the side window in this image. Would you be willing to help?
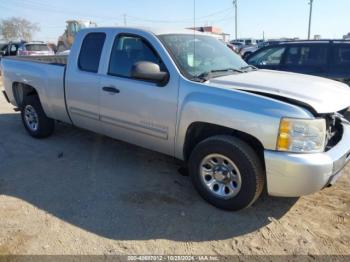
[285,45,328,66]
[108,35,166,78]
[332,45,350,69]
[78,33,106,73]
[248,46,286,66]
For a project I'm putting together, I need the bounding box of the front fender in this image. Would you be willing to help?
[174,83,314,160]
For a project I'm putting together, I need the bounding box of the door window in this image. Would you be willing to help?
[285,45,328,67]
[332,45,350,69]
[108,35,166,78]
[78,33,106,73]
[248,46,286,66]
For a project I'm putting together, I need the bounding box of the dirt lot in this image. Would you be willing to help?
[0,79,349,256]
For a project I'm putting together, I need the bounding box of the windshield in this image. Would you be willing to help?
[158,34,248,80]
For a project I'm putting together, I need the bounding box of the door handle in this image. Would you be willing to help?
[103,86,120,94]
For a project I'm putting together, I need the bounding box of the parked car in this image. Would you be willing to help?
[226,42,239,54]
[245,40,350,86]
[235,38,257,46]
[2,28,350,211]
[56,49,70,56]
[229,41,245,52]
[17,42,54,56]
[0,41,26,57]
[240,45,260,59]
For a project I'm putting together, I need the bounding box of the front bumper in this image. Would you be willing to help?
[265,123,350,197]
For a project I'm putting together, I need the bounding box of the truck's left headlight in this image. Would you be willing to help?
[277,118,326,153]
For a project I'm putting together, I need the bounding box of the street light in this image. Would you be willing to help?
[233,0,238,40]
[308,0,314,40]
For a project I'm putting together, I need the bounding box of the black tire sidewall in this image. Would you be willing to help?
[21,96,54,138]
[189,136,263,211]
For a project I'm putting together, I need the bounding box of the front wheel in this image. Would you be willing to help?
[21,95,55,138]
[189,135,265,211]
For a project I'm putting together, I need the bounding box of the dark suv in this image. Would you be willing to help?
[245,40,350,86]
[0,41,26,57]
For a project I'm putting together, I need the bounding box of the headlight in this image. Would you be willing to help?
[277,118,326,153]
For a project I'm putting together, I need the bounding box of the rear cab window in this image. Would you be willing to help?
[78,33,106,73]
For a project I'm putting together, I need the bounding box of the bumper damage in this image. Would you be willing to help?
[265,123,350,197]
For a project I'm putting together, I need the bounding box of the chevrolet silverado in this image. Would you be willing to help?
[2,27,350,211]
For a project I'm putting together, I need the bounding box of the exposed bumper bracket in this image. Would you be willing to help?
[2,90,10,103]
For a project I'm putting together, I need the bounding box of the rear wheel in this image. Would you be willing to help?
[21,95,55,138]
[189,135,265,211]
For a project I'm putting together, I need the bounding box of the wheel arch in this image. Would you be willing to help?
[12,82,40,108]
[183,122,265,165]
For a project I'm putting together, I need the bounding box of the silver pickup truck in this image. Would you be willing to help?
[2,27,350,211]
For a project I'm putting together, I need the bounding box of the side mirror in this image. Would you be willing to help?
[131,61,169,86]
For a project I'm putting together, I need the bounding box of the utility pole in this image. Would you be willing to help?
[123,14,127,26]
[307,0,314,40]
[233,0,238,40]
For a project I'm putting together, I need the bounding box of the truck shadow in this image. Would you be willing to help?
[0,112,298,242]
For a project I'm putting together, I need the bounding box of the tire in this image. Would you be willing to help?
[21,95,55,138]
[189,135,265,211]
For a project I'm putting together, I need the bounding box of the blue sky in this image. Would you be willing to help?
[0,0,349,42]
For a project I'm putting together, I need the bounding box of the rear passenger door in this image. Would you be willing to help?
[65,32,106,132]
[329,43,350,86]
[281,44,329,77]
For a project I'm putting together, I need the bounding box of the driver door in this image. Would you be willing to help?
[99,33,178,156]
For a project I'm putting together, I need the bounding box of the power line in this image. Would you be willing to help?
[2,0,233,25]
[125,9,233,24]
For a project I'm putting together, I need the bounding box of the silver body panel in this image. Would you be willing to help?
[2,27,350,197]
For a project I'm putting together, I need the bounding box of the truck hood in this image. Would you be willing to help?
[207,70,350,114]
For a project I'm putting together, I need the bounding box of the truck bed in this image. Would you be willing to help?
[1,55,70,124]
[4,55,68,66]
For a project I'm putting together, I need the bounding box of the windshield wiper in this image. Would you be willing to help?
[195,68,244,81]
[211,68,244,74]
[240,65,258,71]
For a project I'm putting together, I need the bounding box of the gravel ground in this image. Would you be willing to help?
[0,80,349,256]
